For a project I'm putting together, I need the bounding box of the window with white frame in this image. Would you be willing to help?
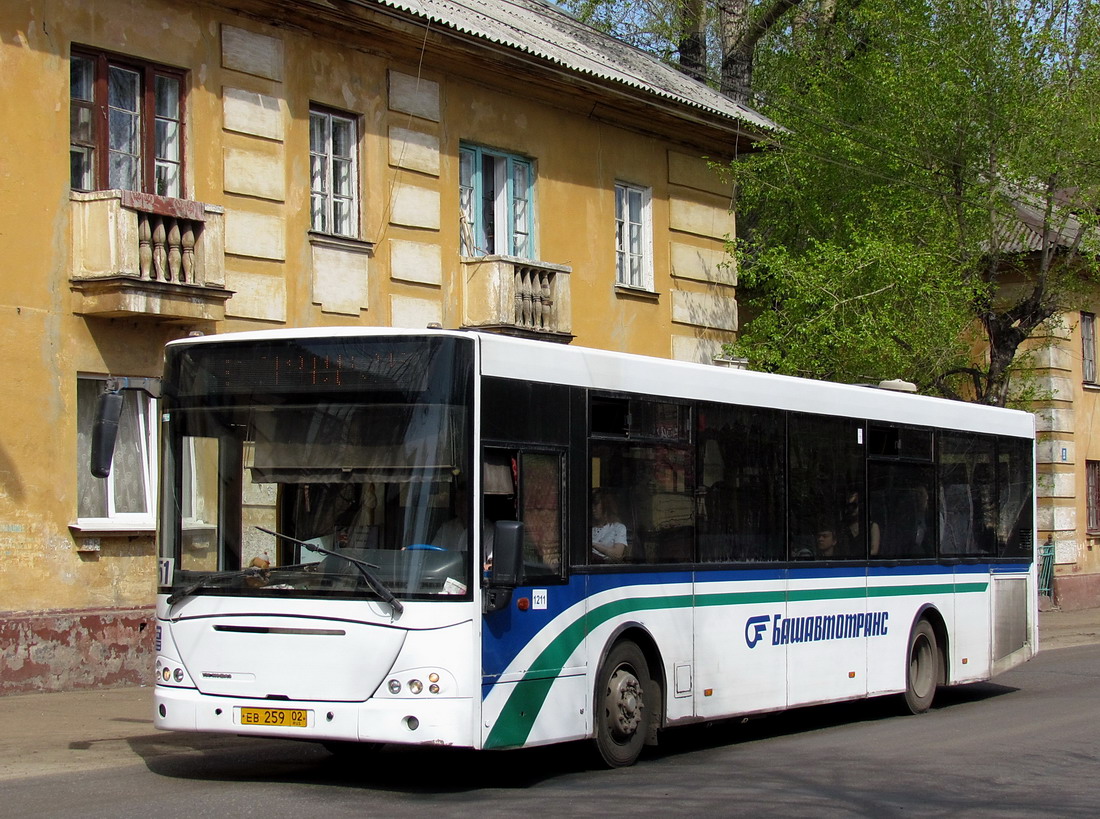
[1083,312,1096,384]
[76,377,157,528]
[459,144,533,258]
[310,107,359,237]
[70,49,184,197]
[615,182,653,290]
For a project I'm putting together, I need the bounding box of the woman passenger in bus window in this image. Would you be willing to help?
[591,489,628,563]
[840,489,881,557]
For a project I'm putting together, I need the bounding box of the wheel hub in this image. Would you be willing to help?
[605,666,643,740]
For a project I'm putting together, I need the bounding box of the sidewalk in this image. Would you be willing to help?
[1,607,1097,781]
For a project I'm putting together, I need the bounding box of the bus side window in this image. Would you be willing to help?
[788,414,867,561]
[696,404,785,563]
[867,424,935,560]
[590,440,693,565]
[485,448,565,580]
[520,452,564,575]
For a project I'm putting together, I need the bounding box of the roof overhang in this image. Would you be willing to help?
[211,0,777,157]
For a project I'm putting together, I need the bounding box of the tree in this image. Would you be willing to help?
[561,0,815,102]
[715,0,804,102]
[731,0,1100,405]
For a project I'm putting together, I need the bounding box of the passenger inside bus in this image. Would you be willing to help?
[840,489,881,557]
[431,481,495,569]
[815,527,842,559]
[591,489,628,563]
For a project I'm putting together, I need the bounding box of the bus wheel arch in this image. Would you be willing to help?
[593,628,663,767]
[904,607,948,714]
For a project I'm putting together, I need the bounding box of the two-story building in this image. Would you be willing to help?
[0,0,776,692]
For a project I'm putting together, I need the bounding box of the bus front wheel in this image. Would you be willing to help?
[904,619,939,714]
[594,641,651,767]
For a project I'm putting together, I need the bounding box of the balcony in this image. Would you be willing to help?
[461,256,573,342]
[70,190,231,322]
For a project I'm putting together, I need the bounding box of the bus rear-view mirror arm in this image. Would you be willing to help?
[90,377,162,478]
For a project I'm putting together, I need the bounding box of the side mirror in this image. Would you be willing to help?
[490,520,525,588]
[90,391,124,478]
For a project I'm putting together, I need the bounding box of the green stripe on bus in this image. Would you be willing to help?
[483,580,988,749]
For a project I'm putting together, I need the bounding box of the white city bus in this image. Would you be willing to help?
[141,328,1035,767]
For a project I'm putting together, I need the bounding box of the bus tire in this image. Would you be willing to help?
[904,619,939,714]
[594,640,651,767]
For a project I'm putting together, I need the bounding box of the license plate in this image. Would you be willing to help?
[239,707,310,728]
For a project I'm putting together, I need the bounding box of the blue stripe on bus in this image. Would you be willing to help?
[989,563,1031,573]
[584,570,695,593]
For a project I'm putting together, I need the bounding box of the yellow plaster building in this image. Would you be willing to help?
[0,0,775,691]
[1034,312,1100,609]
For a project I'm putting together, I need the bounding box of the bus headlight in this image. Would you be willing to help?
[155,657,192,688]
[380,668,451,697]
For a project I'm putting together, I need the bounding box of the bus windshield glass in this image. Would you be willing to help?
[158,336,474,602]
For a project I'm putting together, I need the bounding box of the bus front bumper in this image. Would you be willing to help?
[154,685,477,747]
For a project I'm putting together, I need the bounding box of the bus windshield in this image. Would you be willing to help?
[158,336,474,603]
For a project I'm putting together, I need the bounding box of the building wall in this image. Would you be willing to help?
[0,1,742,690]
[1034,312,1100,610]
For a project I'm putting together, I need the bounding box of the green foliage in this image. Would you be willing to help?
[733,0,1100,402]
[729,234,979,386]
[563,0,1100,403]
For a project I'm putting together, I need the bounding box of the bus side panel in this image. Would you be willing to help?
[952,566,993,684]
[583,574,696,726]
[694,570,787,720]
[786,568,868,708]
[480,576,589,749]
[865,566,957,696]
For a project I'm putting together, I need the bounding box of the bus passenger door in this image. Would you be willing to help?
[479,449,588,749]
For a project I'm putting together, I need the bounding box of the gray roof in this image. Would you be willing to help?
[372,0,778,134]
[994,187,1097,255]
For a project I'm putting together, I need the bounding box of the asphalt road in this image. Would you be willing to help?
[6,644,1100,817]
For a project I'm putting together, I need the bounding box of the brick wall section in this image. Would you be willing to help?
[0,607,155,694]
[1054,575,1100,612]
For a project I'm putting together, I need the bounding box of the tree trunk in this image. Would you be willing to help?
[677,0,708,82]
[717,0,805,103]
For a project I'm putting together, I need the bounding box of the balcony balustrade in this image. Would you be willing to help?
[461,256,572,342]
[70,190,231,321]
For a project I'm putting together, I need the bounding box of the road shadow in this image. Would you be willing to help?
[133,680,1017,792]
[652,679,1018,758]
[133,730,592,790]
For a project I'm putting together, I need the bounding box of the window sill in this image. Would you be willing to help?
[308,231,375,255]
[460,254,572,274]
[614,284,660,301]
[1084,382,1100,392]
[69,521,156,537]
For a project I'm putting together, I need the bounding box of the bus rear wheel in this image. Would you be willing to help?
[904,619,940,714]
[595,641,651,767]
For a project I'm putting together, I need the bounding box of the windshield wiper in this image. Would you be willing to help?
[167,565,269,605]
[255,526,404,615]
